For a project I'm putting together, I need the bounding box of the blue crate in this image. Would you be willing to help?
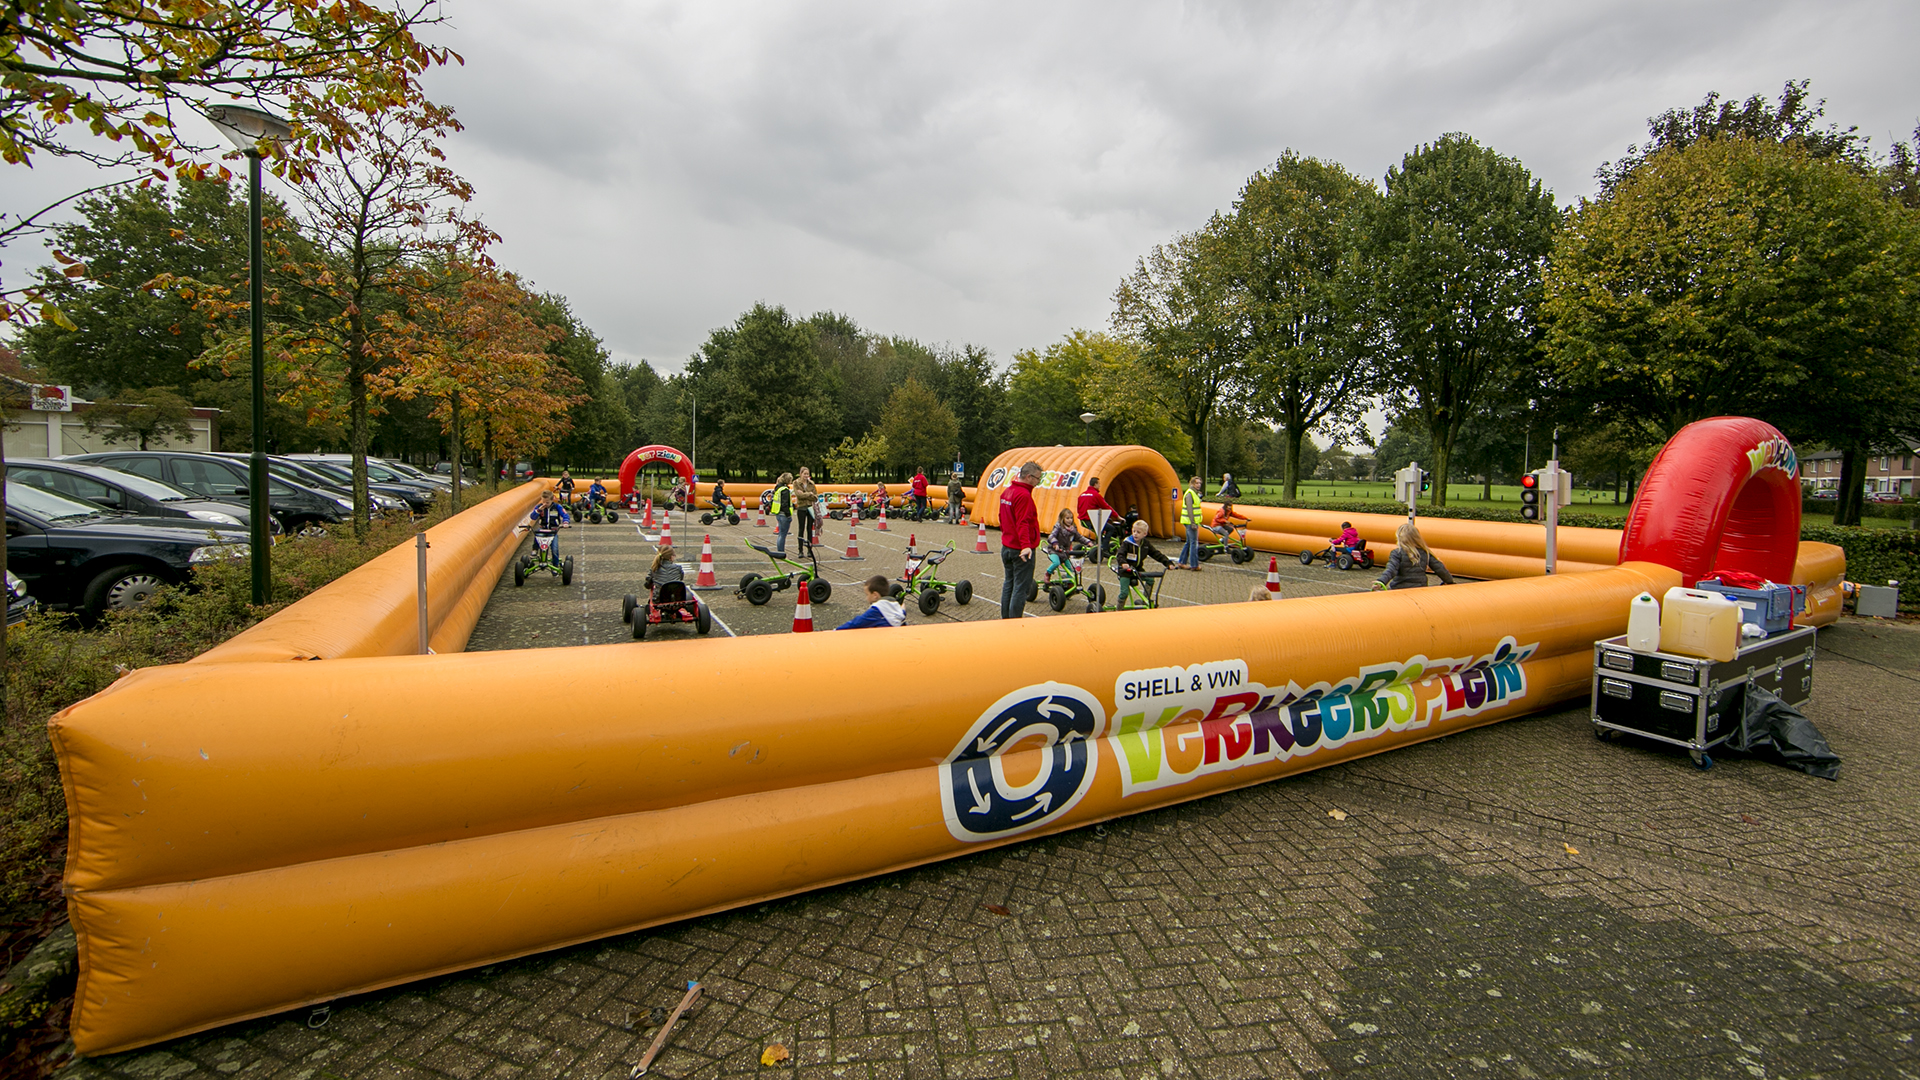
[1695,579,1803,634]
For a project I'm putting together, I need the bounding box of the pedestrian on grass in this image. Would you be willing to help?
[771,472,795,558]
[1371,521,1456,591]
[1176,476,1204,570]
[998,460,1043,619]
[1218,472,1241,500]
[836,575,907,630]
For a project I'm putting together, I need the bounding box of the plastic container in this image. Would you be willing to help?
[1695,578,1803,634]
[1626,592,1661,653]
[1659,587,1741,662]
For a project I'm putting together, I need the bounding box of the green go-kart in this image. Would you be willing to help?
[514,527,573,587]
[1103,564,1164,611]
[738,537,833,606]
[889,541,974,616]
[1196,519,1256,564]
[1043,545,1107,613]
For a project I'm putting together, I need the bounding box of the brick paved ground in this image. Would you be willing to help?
[59,518,1920,1079]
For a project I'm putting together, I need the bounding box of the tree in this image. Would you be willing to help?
[1112,223,1249,477]
[875,378,957,477]
[532,294,628,470]
[1369,134,1559,506]
[929,345,1007,475]
[1544,136,1920,525]
[686,303,837,476]
[1595,79,1867,196]
[80,385,196,449]
[1,0,458,326]
[1223,152,1380,498]
[822,432,888,483]
[1006,330,1189,459]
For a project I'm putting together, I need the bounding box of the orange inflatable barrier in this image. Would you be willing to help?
[49,418,1835,1053]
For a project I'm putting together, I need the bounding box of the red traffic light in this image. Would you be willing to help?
[1520,474,1538,489]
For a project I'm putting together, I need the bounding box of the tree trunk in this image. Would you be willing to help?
[1428,426,1452,508]
[449,387,463,513]
[1481,474,1492,501]
[483,418,497,493]
[347,366,372,538]
[1835,448,1864,527]
[1283,424,1305,502]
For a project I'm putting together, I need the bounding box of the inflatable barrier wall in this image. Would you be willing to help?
[49,417,1832,1053]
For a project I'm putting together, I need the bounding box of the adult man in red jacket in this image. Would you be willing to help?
[998,461,1043,619]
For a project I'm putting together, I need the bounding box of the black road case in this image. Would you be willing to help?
[1589,625,1816,769]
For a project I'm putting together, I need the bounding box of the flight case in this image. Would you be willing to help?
[1589,625,1816,769]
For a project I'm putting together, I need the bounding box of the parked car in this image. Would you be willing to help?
[6,480,249,620]
[270,457,436,513]
[67,451,348,536]
[1866,492,1908,504]
[9,457,273,532]
[216,454,418,516]
[6,569,34,626]
[286,453,452,491]
[1807,490,1839,501]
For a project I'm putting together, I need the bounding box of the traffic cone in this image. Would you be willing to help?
[643,499,654,528]
[791,580,813,633]
[1266,556,1282,594]
[660,513,672,548]
[695,534,718,588]
[908,533,916,552]
[974,521,990,554]
[876,503,889,532]
[843,521,863,560]
[755,503,767,528]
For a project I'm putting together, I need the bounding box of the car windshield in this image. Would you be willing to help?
[307,462,353,483]
[68,463,197,502]
[6,480,109,522]
[266,462,337,488]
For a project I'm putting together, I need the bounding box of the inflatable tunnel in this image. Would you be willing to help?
[615,444,694,500]
[972,446,1180,536]
[48,418,1836,1054]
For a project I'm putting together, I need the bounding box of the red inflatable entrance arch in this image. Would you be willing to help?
[1619,416,1801,587]
[617,445,694,498]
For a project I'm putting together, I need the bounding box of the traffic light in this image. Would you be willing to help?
[1420,470,1431,493]
[1520,472,1540,521]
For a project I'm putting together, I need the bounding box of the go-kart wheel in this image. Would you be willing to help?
[1234,546,1254,564]
[622,593,637,623]
[1361,551,1375,570]
[954,579,972,606]
[520,553,534,570]
[918,589,942,616]
[890,583,905,599]
[696,603,711,635]
[1090,582,1109,606]
[745,579,774,606]
[701,513,713,525]
[727,513,740,525]
[1298,549,1314,566]
[1086,598,1102,613]
[606,511,619,522]
[561,556,574,586]
[809,579,832,604]
[740,572,761,593]
[1048,585,1066,612]
[1335,552,1353,571]
[1200,550,1215,563]
[632,611,647,640]
[513,561,525,587]
[1026,579,1039,603]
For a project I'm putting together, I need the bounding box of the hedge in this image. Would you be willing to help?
[1231,497,1628,531]
[1801,499,1918,521]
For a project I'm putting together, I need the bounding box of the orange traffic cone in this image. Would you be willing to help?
[695,534,718,588]
[643,499,654,528]
[792,580,813,633]
[875,504,889,532]
[843,521,862,560]
[974,521,990,554]
[660,513,672,548]
[1266,556,1282,594]
[755,503,767,528]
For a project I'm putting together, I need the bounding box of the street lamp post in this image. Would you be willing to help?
[1079,412,1098,446]
[208,104,293,606]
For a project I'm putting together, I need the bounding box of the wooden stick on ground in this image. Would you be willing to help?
[631,981,702,1078]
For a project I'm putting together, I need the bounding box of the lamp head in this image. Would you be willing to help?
[1079,412,1098,425]
[207,104,293,154]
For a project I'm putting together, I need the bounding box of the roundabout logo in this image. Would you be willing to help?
[984,466,1008,490]
[940,683,1105,842]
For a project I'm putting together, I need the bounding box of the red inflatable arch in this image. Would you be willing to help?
[617,444,695,498]
[1619,416,1802,587]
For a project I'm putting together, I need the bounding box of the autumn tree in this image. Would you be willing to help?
[1368,134,1559,506]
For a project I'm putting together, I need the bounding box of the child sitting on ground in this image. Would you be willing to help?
[836,574,906,630]
[645,545,683,591]
[1045,509,1083,578]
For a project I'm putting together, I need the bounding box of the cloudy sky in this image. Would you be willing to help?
[9,1,1920,374]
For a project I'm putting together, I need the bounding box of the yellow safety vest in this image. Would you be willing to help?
[1181,488,1202,525]
[772,485,791,514]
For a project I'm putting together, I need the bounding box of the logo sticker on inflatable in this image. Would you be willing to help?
[985,466,1009,491]
[1745,438,1798,480]
[941,683,1105,842]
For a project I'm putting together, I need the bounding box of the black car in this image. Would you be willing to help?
[6,569,34,626]
[11,458,273,533]
[68,451,349,536]
[6,480,249,620]
[252,456,431,515]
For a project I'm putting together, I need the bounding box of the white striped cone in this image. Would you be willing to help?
[660,514,672,548]
[974,521,990,554]
[843,522,862,560]
[791,580,813,633]
[875,504,889,531]
[755,504,767,528]
[695,534,718,587]
[643,499,654,528]
[1266,556,1281,593]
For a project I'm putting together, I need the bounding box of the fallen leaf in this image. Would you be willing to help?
[985,903,1011,917]
[1563,843,1580,855]
[760,1044,791,1066]
[1327,809,1348,821]
[1739,814,1761,825]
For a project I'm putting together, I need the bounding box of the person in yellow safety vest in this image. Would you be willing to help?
[770,474,795,557]
[1175,475,1204,570]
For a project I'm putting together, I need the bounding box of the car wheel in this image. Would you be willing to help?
[1048,585,1065,611]
[954,579,972,606]
[561,556,574,586]
[291,518,330,539]
[809,578,832,604]
[746,579,774,606]
[623,594,637,624]
[890,583,905,599]
[1298,549,1313,566]
[1361,551,1375,570]
[84,564,167,618]
[918,589,942,616]
[696,604,712,635]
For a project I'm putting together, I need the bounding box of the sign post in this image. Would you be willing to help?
[1086,506,1112,612]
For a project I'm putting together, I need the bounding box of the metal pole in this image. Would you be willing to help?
[416,531,431,653]
[247,151,271,605]
[1544,430,1561,576]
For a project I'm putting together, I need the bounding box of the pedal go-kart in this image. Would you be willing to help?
[890,541,974,616]
[514,528,574,587]
[1044,546,1107,613]
[1299,541,1374,571]
[737,537,833,606]
[622,579,711,639]
[700,501,742,526]
[1197,520,1257,564]
[1105,566,1164,611]
[570,498,620,525]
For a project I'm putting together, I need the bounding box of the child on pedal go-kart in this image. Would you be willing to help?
[1045,509,1083,582]
[1112,519,1171,610]
[515,491,574,586]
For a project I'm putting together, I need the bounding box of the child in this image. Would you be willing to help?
[646,545,683,590]
[527,490,570,531]
[1045,509,1082,578]
[1371,521,1455,591]
[1211,502,1249,535]
[1331,520,1360,553]
[837,574,906,629]
[1113,519,1171,609]
[586,479,608,506]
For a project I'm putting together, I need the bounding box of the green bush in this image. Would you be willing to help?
[1231,496,1629,531]
[1801,498,1918,521]
[1801,525,1920,593]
